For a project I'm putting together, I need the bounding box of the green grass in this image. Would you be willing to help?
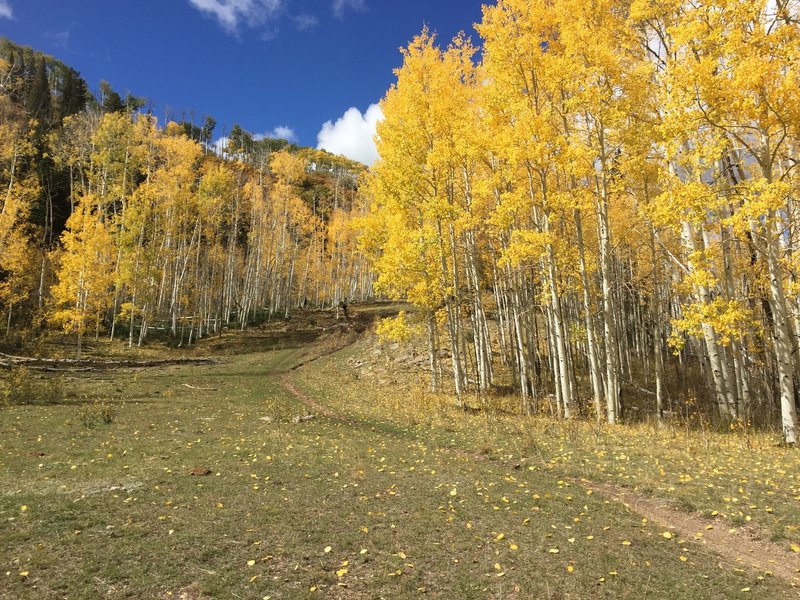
[1,322,797,598]
[304,337,800,551]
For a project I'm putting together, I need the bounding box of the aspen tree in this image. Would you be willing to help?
[50,198,115,357]
[370,30,477,400]
[0,91,39,328]
[637,0,799,439]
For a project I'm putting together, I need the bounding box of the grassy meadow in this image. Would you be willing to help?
[1,310,798,599]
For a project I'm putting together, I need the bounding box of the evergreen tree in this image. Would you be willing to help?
[99,80,124,113]
[25,56,50,123]
[58,68,87,121]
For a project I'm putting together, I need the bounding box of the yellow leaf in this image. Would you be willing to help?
[509,544,519,551]
[622,540,631,546]
[324,546,332,553]
[548,548,560,554]
[791,544,800,553]
[679,556,688,562]
[496,533,505,540]
[20,505,28,512]
[662,531,673,539]
[360,548,368,555]
[336,568,348,578]
[247,560,256,567]
[19,571,29,578]
[567,565,574,573]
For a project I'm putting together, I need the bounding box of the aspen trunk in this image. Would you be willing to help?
[575,209,604,421]
[681,220,732,418]
[764,214,798,444]
[597,184,621,423]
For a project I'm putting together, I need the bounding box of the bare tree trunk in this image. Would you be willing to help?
[575,209,604,421]
[764,214,798,443]
[597,181,621,423]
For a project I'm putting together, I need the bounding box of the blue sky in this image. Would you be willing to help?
[0,0,485,164]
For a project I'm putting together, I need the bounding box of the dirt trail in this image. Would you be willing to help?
[580,479,800,585]
[278,325,800,588]
[279,374,356,424]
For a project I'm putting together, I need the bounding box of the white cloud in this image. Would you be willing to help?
[211,135,230,155]
[0,1,13,20]
[316,103,383,166]
[270,126,297,142]
[188,0,283,33]
[332,0,365,19]
[293,13,318,31]
[211,125,297,155]
[254,126,298,142]
[45,28,72,49]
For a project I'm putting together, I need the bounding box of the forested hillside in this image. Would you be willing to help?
[364,0,800,443]
[0,38,372,353]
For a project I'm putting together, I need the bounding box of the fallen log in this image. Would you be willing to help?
[0,353,217,372]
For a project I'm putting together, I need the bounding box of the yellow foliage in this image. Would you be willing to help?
[670,298,755,349]
[375,311,417,343]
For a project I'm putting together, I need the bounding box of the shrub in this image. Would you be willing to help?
[78,398,118,428]
[2,368,64,405]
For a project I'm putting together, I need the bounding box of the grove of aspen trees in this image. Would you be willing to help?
[0,39,373,355]
[364,0,800,443]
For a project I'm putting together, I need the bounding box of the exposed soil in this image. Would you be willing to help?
[581,479,800,586]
